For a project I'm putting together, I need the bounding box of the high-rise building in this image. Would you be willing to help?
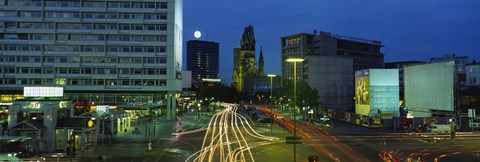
[186,40,219,82]
[0,0,183,118]
[281,31,384,112]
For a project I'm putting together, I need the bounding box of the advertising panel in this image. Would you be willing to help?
[404,62,454,117]
[355,70,370,116]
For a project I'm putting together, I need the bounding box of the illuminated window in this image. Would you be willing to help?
[55,78,67,85]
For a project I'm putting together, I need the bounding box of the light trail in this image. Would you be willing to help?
[257,106,370,162]
[186,103,278,162]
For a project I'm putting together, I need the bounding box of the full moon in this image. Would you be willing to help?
[194,31,201,39]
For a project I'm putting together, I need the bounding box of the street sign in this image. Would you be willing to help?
[286,140,303,144]
[286,136,302,140]
[286,136,303,144]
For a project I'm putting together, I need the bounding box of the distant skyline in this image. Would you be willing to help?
[184,0,480,84]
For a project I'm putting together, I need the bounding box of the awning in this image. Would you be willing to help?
[9,119,44,131]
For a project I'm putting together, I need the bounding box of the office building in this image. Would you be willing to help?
[186,40,219,82]
[0,0,183,119]
[281,30,384,112]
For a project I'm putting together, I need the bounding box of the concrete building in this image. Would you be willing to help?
[281,31,384,112]
[459,62,480,124]
[466,62,480,86]
[404,62,456,117]
[305,55,353,112]
[385,61,425,101]
[186,40,219,82]
[0,0,183,120]
[430,54,469,65]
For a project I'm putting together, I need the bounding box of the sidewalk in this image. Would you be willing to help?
[74,111,207,160]
[178,111,212,131]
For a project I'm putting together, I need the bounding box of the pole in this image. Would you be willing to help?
[153,117,156,137]
[293,61,297,162]
[102,118,105,144]
[270,76,274,134]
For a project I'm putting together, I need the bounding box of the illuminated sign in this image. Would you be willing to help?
[96,105,110,114]
[25,102,41,109]
[24,87,63,97]
[87,120,94,127]
[201,78,221,82]
[407,113,414,119]
[59,101,69,108]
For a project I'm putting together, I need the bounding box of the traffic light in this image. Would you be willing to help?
[307,155,319,162]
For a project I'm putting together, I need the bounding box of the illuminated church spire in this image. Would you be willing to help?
[259,47,265,75]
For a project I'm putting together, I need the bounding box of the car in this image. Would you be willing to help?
[426,124,451,133]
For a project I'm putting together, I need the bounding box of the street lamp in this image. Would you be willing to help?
[286,57,304,162]
[197,103,201,122]
[267,74,276,134]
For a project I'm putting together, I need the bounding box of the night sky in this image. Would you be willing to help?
[183,0,480,84]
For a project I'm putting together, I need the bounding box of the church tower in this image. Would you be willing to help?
[232,25,261,92]
[259,47,265,76]
[241,25,258,77]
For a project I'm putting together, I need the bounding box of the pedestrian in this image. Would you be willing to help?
[451,130,456,140]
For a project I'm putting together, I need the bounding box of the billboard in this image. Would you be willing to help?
[404,62,454,117]
[355,70,370,116]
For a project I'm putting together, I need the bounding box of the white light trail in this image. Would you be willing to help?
[186,103,279,162]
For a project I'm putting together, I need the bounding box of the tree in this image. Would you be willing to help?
[197,82,246,103]
[272,80,319,111]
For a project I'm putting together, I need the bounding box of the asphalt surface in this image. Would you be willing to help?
[34,104,480,162]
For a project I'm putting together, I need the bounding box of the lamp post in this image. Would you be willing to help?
[267,74,276,134]
[286,58,304,162]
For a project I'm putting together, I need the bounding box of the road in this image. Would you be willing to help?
[186,103,279,162]
[256,105,480,162]
[33,103,479,162]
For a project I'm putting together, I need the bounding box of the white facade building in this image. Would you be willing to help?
[0,0,183,118]
[466,63,480,86]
